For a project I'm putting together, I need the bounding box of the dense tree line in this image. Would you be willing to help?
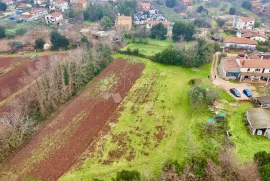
[0,2,7,11]
[0,46,112,162]
[117,0,137,16]
[83,3,116,22]
[165,0,177,8]
[50,31,69,50]
[242,0,252,10]
[153,40,219,67]
[150,23,167,40]
[172,21,195,41]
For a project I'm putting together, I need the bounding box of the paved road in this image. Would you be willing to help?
[211,52,258,100]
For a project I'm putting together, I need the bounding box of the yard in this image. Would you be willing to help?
[59,54,270,180]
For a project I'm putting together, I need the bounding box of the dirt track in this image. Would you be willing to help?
[0,59,144,181]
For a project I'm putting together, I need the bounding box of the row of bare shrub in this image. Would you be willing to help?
[0,44,112,162]
[159,148,261,181]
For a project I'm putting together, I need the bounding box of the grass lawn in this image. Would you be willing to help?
[121,43,168,56]
[59,55,270,180]
[83,20,95,25]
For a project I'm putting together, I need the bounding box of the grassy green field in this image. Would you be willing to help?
[59,54,270,181]
[122,39,175,56]
[156,5,185,22]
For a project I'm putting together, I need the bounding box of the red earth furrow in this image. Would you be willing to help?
[0,56,28,70]
[0,59,145,181]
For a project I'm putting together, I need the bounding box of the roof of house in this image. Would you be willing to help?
[239,16,254,22]
[240,59,270,69]
[55,0,67,4]
[238,29,251,33]
[256,95,270,105]
[50,12,62,17]
[146,20,170,25]
[224,37,258,45]
[183,0,192,3]
[221,57,240,71]
[30,8,47,14]
[18,3,27,8]
[242,32,253,38]
[117,16,132,21]
[247,108,270,129]
[21,14,31,18]
[251,32,269,39]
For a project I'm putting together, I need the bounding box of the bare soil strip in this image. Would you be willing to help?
[0,59,144,181]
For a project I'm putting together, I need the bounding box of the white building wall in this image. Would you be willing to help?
[224,42,256,49]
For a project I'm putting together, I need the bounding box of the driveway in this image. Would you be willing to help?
[211,52,258,100]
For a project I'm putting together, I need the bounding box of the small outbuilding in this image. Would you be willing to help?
[246,108,270,138]
[254,96,270,108]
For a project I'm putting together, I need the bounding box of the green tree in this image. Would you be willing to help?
[229,7,236,15]
[0,2,7,11]
[0,25,5,38]
[100,16,113,31]
[50,31,69,50]
[5,29,16,39]
[150,23,167,40]
[15,27,27,35]
[8,40,23,52]
[255,20,261,28]
[196,6,208,14]
[216,18,226,26]
[165,0,176,8]
[172,21,195,41]
[242,1,252,10]
[34,38,45,51]
[259,164,270,181]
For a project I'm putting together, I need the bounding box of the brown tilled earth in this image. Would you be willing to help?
[0,59,145,181]
[0,57,28,70]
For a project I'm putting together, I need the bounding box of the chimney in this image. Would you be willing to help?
[261,55,264,60]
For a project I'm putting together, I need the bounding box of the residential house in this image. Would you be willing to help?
[237,31,269,42]
[70,0,87,9]
[45,12,63,24]
[219,57,240,79]
[16,3,32,10]
[236,29,251,37]
[22,8,48,21]
[254,96,270,108]
[233,16,255,30]
[2,0,13,5]
[49,0,69,12]
[219,55,270,81]
[34,0,47,5]
[246,108,270,138]
[137,1,150,12]
[183,0,192,6]
[146,20,170,29]
[224,37,257,50]
[115,16,132,31]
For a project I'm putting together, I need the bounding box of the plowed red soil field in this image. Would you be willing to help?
[0,54,63,103]
[0,56,28,70]
[0,59,144,181]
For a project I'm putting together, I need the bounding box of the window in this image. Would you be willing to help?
[247,68,250,72]
[255,69,261,72]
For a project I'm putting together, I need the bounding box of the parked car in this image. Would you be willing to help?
[243,89,252,97]
[230,88,241,97]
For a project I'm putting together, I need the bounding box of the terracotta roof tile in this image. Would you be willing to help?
[224,37,258,45]
[240,16,254,22]
[221,57,240,71]
[240,59,270,69]
[50,12,62,17]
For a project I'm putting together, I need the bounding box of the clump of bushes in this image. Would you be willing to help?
[5,29,16,39]
[120,47,141,56]
[254,151,270,181]
[188,85,220,106]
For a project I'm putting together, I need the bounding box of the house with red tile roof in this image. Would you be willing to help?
[224,37,258,50]
[49,0,69,12]
[137,1,150,12]
[45,12,63,24]
[183,0,192,6]
[146,20,170,29]
[115,16,132,31]
[220,56,270,81]
[233,15,255,30]
[3,0,13,5]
